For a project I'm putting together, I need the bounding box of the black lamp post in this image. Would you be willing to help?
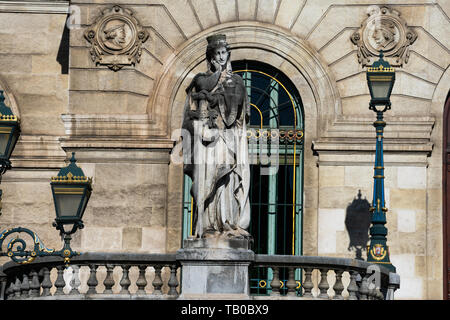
[0,90,20,215]
[0,152,92,265]
[366,51,396,272]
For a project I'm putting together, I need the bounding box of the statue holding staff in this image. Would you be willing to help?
[182,34,251,239]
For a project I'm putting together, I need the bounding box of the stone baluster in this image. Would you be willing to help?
[13,276,21,299]
[168,264,179,297]
[54,266,66,295]
[286,267,297,297]
[359,273,369,300]
[269,267,281,296]
[386,272,400,300]
[368,282,376,300]
[0,268,6,300]
[6,279,13,299]
[136,265,148,295]
[347,271,359,300]
[375,287,384,300]
[119,265,131,294]
[332,270,344,300]
[103,264,115,294]
[20,272,30,298]
[29,270,40,297]
[302,268,314,298]
[355,273,362,299]
[87,265,98,294]
[41,268,52,297]
[318,269,330,299]
[152,265,163,295]
[70,265,81,295]
[6,281,14,299]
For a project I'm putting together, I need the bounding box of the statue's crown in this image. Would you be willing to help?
[206,34,227,45]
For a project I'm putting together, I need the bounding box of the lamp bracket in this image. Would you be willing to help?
[0,227,79,266]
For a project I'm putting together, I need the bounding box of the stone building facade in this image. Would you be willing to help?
[0,0,448,300]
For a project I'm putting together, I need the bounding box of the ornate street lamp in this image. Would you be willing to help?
[366,51,396,272]
[0,90,20,215]
[0,152,92,265]
[50,152,92,236]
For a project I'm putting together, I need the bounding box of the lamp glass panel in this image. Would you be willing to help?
[6,131,18,158]
[54,193,82,218]
[0,133,9,157]
[369,80,391,100]
[79,192,90,219]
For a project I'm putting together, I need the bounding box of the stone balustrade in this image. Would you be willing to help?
[0,253,180,300]
[0,252,399,300]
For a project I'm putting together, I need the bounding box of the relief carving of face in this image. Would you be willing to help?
[369,21,397,51]
[373,27,393,47]
[103,23,127,50]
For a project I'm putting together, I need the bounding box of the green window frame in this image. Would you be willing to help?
[182,60,304,295]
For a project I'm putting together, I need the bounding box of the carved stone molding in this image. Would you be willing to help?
[351,6,417,67]
[84,5,149,71]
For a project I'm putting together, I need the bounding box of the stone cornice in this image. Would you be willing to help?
[0,1,69,14]
[61,114,158,137]
[313,116,435,156]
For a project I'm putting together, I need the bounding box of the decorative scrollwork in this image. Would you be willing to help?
[0,227,78,266]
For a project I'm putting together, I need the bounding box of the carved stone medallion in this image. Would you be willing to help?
[351,6,417,67]
[84,5,149,71]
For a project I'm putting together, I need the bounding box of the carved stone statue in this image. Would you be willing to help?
[182,34,251,240]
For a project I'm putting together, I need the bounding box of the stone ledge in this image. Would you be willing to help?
[0,1,69,14]
[9,134,66,169]
[61,114,157,137]
[59,137,174,150]
[177,238,255,262]
[56,146,172,164]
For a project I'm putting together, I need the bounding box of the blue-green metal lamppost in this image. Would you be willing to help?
[0,152,92,265]
[366,51,396,272]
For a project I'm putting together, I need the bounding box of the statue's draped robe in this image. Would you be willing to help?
[182,65,250,238]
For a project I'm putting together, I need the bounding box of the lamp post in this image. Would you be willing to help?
[366,51,396,272]
[0,152,92,265]
[0,90,20,216]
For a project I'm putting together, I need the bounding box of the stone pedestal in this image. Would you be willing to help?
[176,237,254,299]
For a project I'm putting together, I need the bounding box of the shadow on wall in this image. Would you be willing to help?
[345,190,372,260]
[56,14,70,75]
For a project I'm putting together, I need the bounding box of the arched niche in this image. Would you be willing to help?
[147,22,341,140]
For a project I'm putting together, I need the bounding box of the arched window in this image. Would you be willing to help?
[182,60,304,295]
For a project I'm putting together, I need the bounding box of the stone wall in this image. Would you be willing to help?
[0,0,448,299]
